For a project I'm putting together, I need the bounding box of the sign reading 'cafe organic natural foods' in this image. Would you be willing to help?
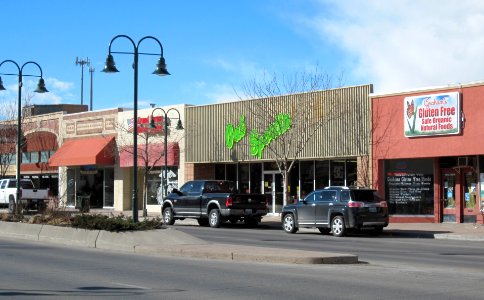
[404,91,460,137]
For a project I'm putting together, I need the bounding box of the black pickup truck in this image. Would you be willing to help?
[161,180,268,228]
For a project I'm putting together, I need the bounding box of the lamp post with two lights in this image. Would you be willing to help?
[0,60,48,215]
[150,107,183,200]
[102,35,169,222]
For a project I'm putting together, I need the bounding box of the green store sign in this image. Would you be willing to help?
[225,113,292,159]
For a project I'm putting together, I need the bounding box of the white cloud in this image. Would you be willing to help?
[302,0,484,93]
[205,84,240,103]
[46,77,74,91]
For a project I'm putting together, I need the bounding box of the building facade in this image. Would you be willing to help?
[184,84,373,215]
[371,81,484,224]
[48,105,187,213]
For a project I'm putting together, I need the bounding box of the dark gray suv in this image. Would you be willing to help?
[281,186,389,237]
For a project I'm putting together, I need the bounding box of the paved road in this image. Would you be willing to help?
[1,237,484,300]
[171,221,484,271]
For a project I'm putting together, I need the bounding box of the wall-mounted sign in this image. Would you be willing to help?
[224,113,292,159]
[225,115,246,149]
[127,116,164,133]
[404,92,460,137]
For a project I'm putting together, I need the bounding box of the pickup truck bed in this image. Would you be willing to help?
[0,178,51,213]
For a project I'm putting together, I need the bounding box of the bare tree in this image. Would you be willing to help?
[116,114,184,216]
[0,91,34,179]
[236,69,345,205]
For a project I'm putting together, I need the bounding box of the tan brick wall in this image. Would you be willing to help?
[185,163,216,181]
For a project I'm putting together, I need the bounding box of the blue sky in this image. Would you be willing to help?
[2,0,484,111]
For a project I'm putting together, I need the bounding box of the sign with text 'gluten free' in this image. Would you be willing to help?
[404,92,460,137]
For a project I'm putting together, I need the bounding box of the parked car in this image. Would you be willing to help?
[0,178,51,213]
[161,180,268,228]
[281,186,389,237]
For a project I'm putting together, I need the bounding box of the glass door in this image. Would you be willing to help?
[463,171,478,223]
[441,168,478,223]
[264,172,284,215]
[442,172,456,222]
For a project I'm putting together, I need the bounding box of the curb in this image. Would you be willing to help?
[0,221,358,265]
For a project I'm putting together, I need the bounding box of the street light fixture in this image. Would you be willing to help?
[102,35,169,222]
[0,60,48,214]
[150,107,183,199]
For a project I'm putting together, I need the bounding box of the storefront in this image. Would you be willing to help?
[117,105,187,213]
[185,85,373,215]
[49,135,116,208]
[48,109,120,209]
[371,83,484,223]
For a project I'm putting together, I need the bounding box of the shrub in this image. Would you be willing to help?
[71,214,163,232]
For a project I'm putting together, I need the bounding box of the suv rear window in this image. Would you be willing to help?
[352,190,379,203]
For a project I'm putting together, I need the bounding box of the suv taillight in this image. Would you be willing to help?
[226,197,233,207]
[348,201,364,208]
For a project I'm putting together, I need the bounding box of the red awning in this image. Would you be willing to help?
[48,136,115,167]
[119,142,179,167]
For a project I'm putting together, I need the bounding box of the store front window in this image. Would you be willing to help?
[65,166,115,208]
[385,159,434,215]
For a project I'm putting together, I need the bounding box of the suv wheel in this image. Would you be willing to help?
[209,209,221,228]
[162,207,175,225]
[331,216,346,237]
[282,213,298,233]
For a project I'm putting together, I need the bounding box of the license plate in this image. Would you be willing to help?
[369,207,377,213]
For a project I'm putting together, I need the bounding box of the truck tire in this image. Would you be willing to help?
[162,207,175,225]
[8,197,15,214]
[208,208,221,228]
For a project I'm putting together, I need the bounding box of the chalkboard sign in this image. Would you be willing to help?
[386,172,433,205]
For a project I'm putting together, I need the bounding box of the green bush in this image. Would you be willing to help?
[71,214,163,232]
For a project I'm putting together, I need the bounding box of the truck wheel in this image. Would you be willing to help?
[208,209,221,228]
[282,213,298,233]
[162,207,175,225]
[8,197,15,214]
[331,216,346,237]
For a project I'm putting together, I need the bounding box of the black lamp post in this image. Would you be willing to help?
[102,35,169,222]
[0,60,48,215]
[150,107,183,198]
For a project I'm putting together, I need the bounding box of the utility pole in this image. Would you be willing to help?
[89,66,95,111]
[75,57,90,105]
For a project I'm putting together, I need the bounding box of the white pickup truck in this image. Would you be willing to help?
[0,178,51,213]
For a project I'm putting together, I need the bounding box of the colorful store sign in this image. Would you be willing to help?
[225,113,292,158]
[127,116,164,133]
[404,92,460,137]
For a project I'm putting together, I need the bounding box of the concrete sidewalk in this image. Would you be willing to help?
[0,219,358,265]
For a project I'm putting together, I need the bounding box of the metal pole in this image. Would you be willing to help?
[132,47,139,223]
[89,66,94,111]
[16,72,22,215]
[164,113,168,197]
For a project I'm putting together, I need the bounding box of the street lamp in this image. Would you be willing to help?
[102,35,169,222]
[0,60,48,215]
[150,107,183,199]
